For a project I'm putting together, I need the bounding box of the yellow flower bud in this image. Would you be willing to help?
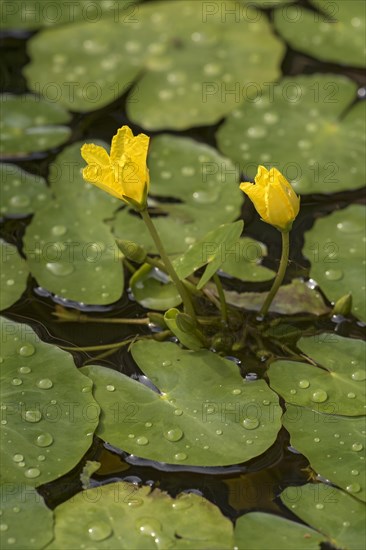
[81,125,150,210]
[240,166,300,231]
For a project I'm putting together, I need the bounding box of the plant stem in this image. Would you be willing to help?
[213,273,228,325]
[140,209,196,320]
[259,230,290,317]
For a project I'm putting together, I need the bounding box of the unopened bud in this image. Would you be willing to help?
[175,313,197,333]
[116,239,147,263]
[332,293,352,316]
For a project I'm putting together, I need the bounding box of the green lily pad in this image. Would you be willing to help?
[23,201,124,305]
[222,279,329,315]
[0,95,71,158]
[0,241,29,311]
[234,511,325,549]
[0,164,51,217]
[130,264,182,311]
[216,75,365,194]
[219,236,275,282]
[274,0,366,67]
[304,205,366,322]
[49,141,120,219]
[25,0,283,128]
[0,484,53,550]
[48,481,234,549]
[82,340,282,466]
[173,221,244,289]
[112,135,243,255]
[283,405,366,502]
[0,0,139,30]
[281,483,366,550]
[268,334,365,416]
[0,317,99,486]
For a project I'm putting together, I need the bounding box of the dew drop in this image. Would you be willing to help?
[324,269,343,281]
[232,389,242,395]
[24,410,42,423]
[352,443,363,452]
[106,385,115,392]
[299,379,310,389]
[192,189,219,204]
[347,392,356,399]
[19,366,31,374]
[346,483,361,494]
[46,262,74,276]
[38,455,46,461]
[242,418,259,430]
[216,429,223,435]
[136,436,149,446]
[174,409,183,416]
[290,389,297,395]
[314,437,320,443]
[11,378,22,386]
[311,389,328,403]
[18,344,35,357]
[0,524,8,532]
[37,378,53,389]
[145,422,152,428]
[162,360,171,367]
[51,225,67,236]
[24,467,40,479]
[351,370,365,381]
[172,498,192,510]
[164,428,183,442]
[174,452,187,461]
[136,517,161,537]
[87,522,113,541]
[351,470,359,476]
[10,195,30,208]
[12,454,24,462]
[35,433,53,447]
[315,503,324,510]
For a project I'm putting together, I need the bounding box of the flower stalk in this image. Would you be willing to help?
[140,208,196,320]
[259,230,290,317]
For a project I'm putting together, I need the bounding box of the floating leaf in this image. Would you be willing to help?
[218,237,275,282]
[304,205,366,322]
[112,135,243,255]
[217,75,365,194]
[130,265,182,311]
[82,340,281,466]
[0,484,53,550]
[48,481,234,549]
[234,511,325,549]
[283,405,366,502]
[274,0,366,67]
[281,483,366,550]
[25,1,283,128]
[222,279,329,315]
[0,317,99,486]
[23,201,123,305]
[0,0,139,30]
[268,334,366,416]
[0,241,29,311]
[0,164,51,218]
[49,141,120,219]
[0,95,71,158]
[173,221,244,289]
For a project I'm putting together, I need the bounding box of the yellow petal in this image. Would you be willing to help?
[254,165,269,187]
[83,165,124,200]
[110,126,134,163]
[266,179,294,229]
[239,181,268,220]
[81,143,110,166]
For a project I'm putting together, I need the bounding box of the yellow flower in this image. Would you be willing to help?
[240,166,300,231]
[81,125,150,210]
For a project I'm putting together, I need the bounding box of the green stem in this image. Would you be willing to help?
[259,230,290,317]
[140,209,196,320]
[213,273,228,325]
